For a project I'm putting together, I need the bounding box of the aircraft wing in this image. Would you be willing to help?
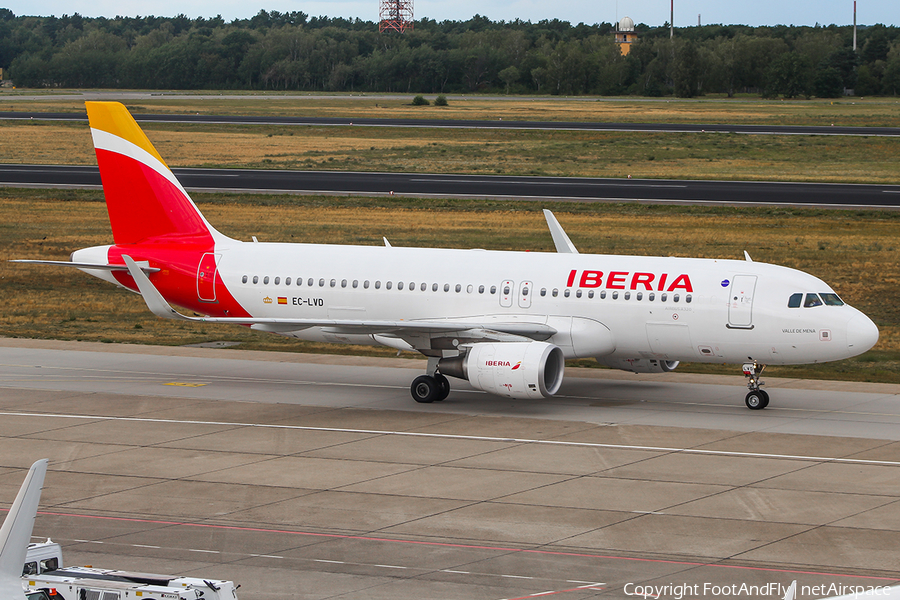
[121,256,556,342]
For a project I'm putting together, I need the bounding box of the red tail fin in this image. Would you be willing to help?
[86,101,214,247]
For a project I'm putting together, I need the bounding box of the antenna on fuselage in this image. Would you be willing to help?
[744,251,753,262]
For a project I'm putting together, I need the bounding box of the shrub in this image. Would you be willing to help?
[434,94,448,106]
[412,95,429,106]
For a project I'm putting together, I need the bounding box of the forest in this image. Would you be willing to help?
[1,8,899,98]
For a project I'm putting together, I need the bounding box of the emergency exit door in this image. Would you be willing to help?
[727,274,757,328]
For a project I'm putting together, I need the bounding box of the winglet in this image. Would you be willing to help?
[543,210,579,254]
[0,459,48,600]
[782,580,796,600]
[122,255,189,321]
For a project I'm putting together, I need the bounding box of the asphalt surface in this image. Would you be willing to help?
[3,164,900,208]
[3,110,900,137]
[2,339,899,600]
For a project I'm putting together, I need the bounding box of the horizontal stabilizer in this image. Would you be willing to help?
[11,259,160,273]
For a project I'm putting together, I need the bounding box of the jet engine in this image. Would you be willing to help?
[596,357,679,374]
[438,342,565,399]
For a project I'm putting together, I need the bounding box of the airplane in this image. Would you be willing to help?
[0,459,48,600]
[14,101,879,410]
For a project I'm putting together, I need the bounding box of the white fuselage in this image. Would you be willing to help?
[203,240,876,366]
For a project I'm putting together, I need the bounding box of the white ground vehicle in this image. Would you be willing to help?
[1,460,239,600]
[23,566,238,600]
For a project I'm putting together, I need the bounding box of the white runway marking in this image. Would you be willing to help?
[4,410,900,467]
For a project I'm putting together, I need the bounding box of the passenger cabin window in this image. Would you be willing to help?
[252,276,259,284]
[612,291,619,300]
[318,278,325,287]
[636,292,643,301]
[341,279,347,288]
[600,290,607,299]
[397,281,404,290]
[285,277,291,285]
[274,277,280,285]
[788,293,803,308]
[540,288,547,297]
[649,293,655,301]
[308,278,314,286]
[575,289,582,298]
[588,290,594,299]
[624,292,631,300]
[804,293,823,308]
[364,280,370,289]
[420,283,427,291]
[564,289,571,298]
[242,275,248,284]
[386,281,392,289]
[490,286,497,294]
[353,280,358,288]
[456,284,462,293]
[375,281,381,289]
[552,289,559,297]
[263,276,269,284]
[479,285,485,294]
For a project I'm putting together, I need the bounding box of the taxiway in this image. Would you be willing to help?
[1,339,899,599]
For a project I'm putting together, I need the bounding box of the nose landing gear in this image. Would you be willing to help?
[742,361,768,410]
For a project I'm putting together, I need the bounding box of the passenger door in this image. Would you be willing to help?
[727,275,757,329]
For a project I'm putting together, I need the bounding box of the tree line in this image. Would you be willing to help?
[2,8,899,97]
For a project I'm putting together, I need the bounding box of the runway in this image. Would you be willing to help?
[1,339,899,599]
[2,164,899,208]
[3,110,900,137]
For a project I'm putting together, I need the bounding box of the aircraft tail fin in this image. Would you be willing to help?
[0,459,48,599]
[85,101,222,246]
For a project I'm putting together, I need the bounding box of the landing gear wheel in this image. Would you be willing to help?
[411,375,439,403]
[434,373,451,401]
[745,390,769,410]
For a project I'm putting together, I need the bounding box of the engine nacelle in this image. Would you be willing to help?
[596,357,679,374]
[438,342,565,399]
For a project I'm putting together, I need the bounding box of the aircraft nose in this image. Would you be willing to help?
[847,312,879,354]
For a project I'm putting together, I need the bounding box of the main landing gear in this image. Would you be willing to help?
[742,361,768,410]
[411,373,450,403]
[410,358,451,403]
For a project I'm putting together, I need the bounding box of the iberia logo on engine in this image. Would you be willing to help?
[485,361,523,370]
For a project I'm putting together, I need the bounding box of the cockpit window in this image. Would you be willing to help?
[820,293,844,306]
[788,293,803,308]
[804,293,823,308]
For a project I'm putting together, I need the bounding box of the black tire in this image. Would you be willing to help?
[411,375,438,403]
[745,390,769,410]
[434,373,451,401]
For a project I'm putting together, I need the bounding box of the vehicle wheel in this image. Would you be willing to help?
[434,373,450,401]
[745,390,768,410]
[411,375,438,403]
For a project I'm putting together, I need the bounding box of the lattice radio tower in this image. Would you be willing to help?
[379,0,413,33]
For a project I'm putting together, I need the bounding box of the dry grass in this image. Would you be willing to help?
[4,93,900,126]
[2,191,900,382]
[4,120,900,184]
